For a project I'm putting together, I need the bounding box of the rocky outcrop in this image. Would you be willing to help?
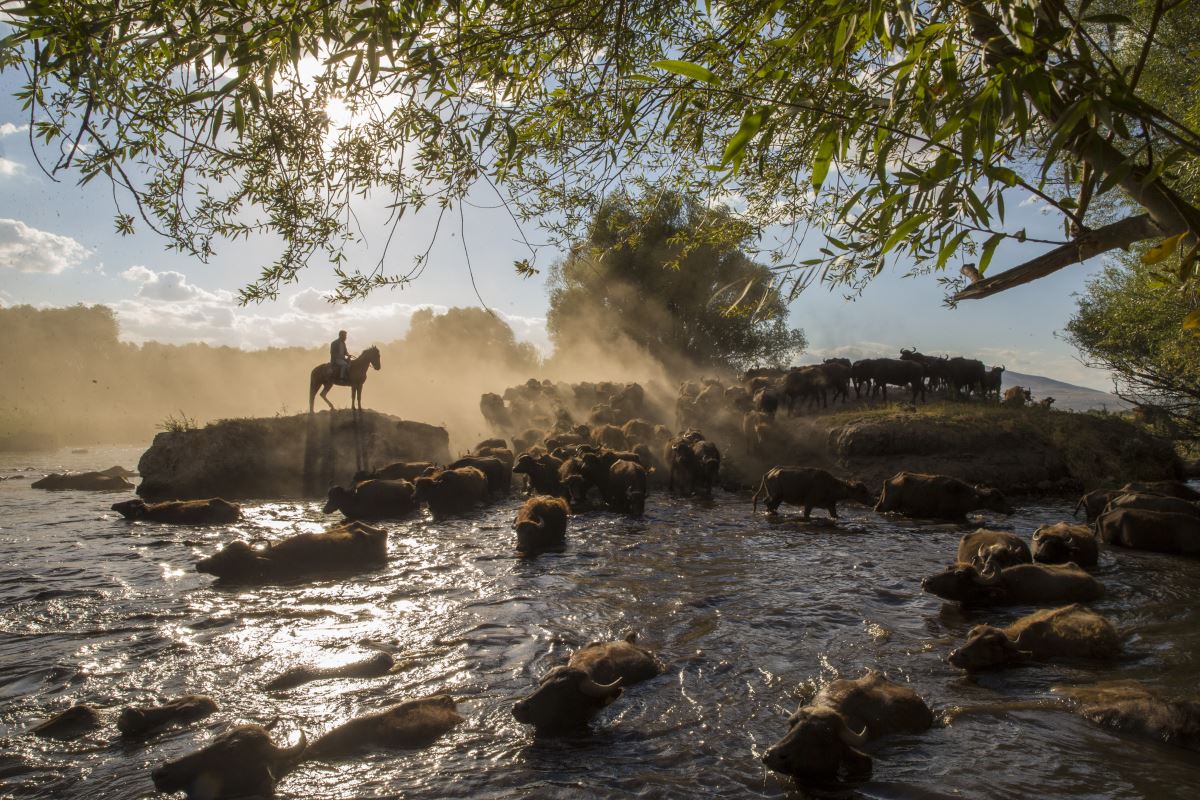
[137,411,450,500]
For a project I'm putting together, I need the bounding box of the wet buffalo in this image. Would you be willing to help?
[323,479,416,520]
[265,653,395,691]
[118,695,218,738]
[955,529,1031,570]
[1106,492,1200,517]
[512,452,564,497]
[30,704,101,739]
[413,467,489,518]
[151,724,305,799]
[1031,522,1100,567]
[355,461,436,483]
[667,432,719,497]
[514,495,570,552]
[581,452,647,515]
[1074,488,1124,523]
[447,456,511,494]
[33,471,134,491]
[1096,507,1200,556]
[921,561,1104,606]
[948,604,1121,671]
[762,671,933,784]
[1121,480,1200,501]
[112,498,241,525]
[1054,681,1200,752]
[512,635,664,734]
[303,695,462,760]
[875,472,1013,520]
[196,521,388,584]
[752,466,871,519]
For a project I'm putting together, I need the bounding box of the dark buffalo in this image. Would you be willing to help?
[875,472,1013,520]
[151,724,305,799]
[1074,488,1124,523]
[753,387,781,417]
[1121,480,1200,501]
[196,521,388,584]
[1054,681,1200,752]
[948,604,1120,671]
[762,671,933,784]
[1096,507,1200,556]
[955,529,1031,569]
[413,467,489,517]
[118,695,218,738]
[30,704,102,739]
[514,495,570,552]
[303,695,462,760]
[512,635,664,734]
[921,561,1104,606]
[512,452,564,497]
[852,358,925,402]
[1031,522,1100,567]
[266,652,394,691]
[982,366,1004,399]
[355,461,436,483]
[946,356,987,398]
[580,452,648,515]
[323,479,416,520]
[33,471,134,491]
[447,455,511,494]
[1107,492,1200,517]
[112,498,240,525]
[752,466,872,519]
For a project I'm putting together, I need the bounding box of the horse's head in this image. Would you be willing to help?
[364,346,381,370]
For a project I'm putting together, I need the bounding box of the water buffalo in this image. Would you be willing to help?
[475,446,516,474]
[112,498,241,525]
[948,604,1121,671]
[853,358,925,402]
[982,366,1005,399]
[303,695,463,760]
[820,360,852,403]
[196,521,388,584]
[118,695,218,738]
[753,388,781,418]
[1031,522,1100,567]
[1053,681,1200,752]
[323,479,416,520]
[447,455,511,494]
[151,724,305,799]
[782,365,829,412]
[921,561,1104,606]
[751,466,872,519]
[621,418,656,445]
[514,495,570,552]
[742,410,772,455]
[1074,488,1124,522]
[762,671,933,784]
[512,635,664,733]
[1096,507,1200,555]
[946,356,986,397]
[512,428,543,455]
[666,436,720,497]
[898,349,950,392]
[30,704,101,739]
[266,652,395,691]
[591,424,629,451]
[955,529,1031,569]
[875,472,1014,520]
[32,471,134,491]
[1121,480,1200,501]
[512,452,564,497]
[580,452,647,515]
[474,437,508,451]
[1106,492,1200,517]
[355,461,436,483]
[413,467,489,517]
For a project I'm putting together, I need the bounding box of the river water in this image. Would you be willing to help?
[1,446,1198,799]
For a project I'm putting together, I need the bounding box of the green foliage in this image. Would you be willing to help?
[1066,250,1200,440]
[546,191,806,372]
[2,1,1199,303]
[403,306,540,371]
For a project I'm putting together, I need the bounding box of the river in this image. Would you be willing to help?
[1,446,1198,799]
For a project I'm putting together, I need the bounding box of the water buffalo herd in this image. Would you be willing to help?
[23,372,1200,796]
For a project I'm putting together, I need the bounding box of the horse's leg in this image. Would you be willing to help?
[321,383,335,410]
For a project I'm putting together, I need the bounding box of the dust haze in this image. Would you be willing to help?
[0,303,707,454]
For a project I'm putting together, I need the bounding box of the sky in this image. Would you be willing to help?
[0,74,1119,393]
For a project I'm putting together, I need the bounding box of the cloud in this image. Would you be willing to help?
[121,265,221,302]
[0,158,22,177]
[0,123,27,137]
[0,218,91,273]
[289,287,339,314]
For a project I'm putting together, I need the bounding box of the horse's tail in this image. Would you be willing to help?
[308,366,324,413]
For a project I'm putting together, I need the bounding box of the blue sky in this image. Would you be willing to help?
[0,75,1117,392]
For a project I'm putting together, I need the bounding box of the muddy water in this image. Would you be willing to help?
[2,446,1199,799]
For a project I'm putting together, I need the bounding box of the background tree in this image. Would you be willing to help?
[2,1,1198,306]
[402,306,540,373]
[547,191,806,373]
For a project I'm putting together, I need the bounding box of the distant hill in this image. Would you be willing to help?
[1002,371,1132,413]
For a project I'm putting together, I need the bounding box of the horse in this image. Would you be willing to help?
[309,346,381,413]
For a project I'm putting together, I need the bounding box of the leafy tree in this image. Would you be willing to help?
[547,191,806,372]
[402,306,540,371]
[1066,251,1200,439]
[2,1,1198,305]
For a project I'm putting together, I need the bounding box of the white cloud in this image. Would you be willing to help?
[0,158,22,177]
[289,287,339,314]
[121,265,218,302]
[0,123,28,137]
[0,218,90,273]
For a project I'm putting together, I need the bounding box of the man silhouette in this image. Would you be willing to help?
[330,330,351,382]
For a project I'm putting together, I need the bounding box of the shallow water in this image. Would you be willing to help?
[2,446,1199,799]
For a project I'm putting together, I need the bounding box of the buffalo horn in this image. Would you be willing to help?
[975,563,1002,585]
[836,717,869,747]
[578,675,623,698]
[277,730,307,763]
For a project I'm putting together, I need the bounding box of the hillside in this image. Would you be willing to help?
[1001,371,1132,413]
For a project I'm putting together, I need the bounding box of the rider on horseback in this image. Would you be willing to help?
[330,330,352,382]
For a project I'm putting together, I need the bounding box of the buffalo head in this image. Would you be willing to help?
[977,487,1014,515]
[111,498,149,519]
[948,625,1030,671]
[921,564,1007,604]
[761,705,871,783]
[196,540,268,582]
[512,666,623,732]
[323,486,352,514]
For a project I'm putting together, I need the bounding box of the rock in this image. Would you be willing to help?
[137,411,451,500]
